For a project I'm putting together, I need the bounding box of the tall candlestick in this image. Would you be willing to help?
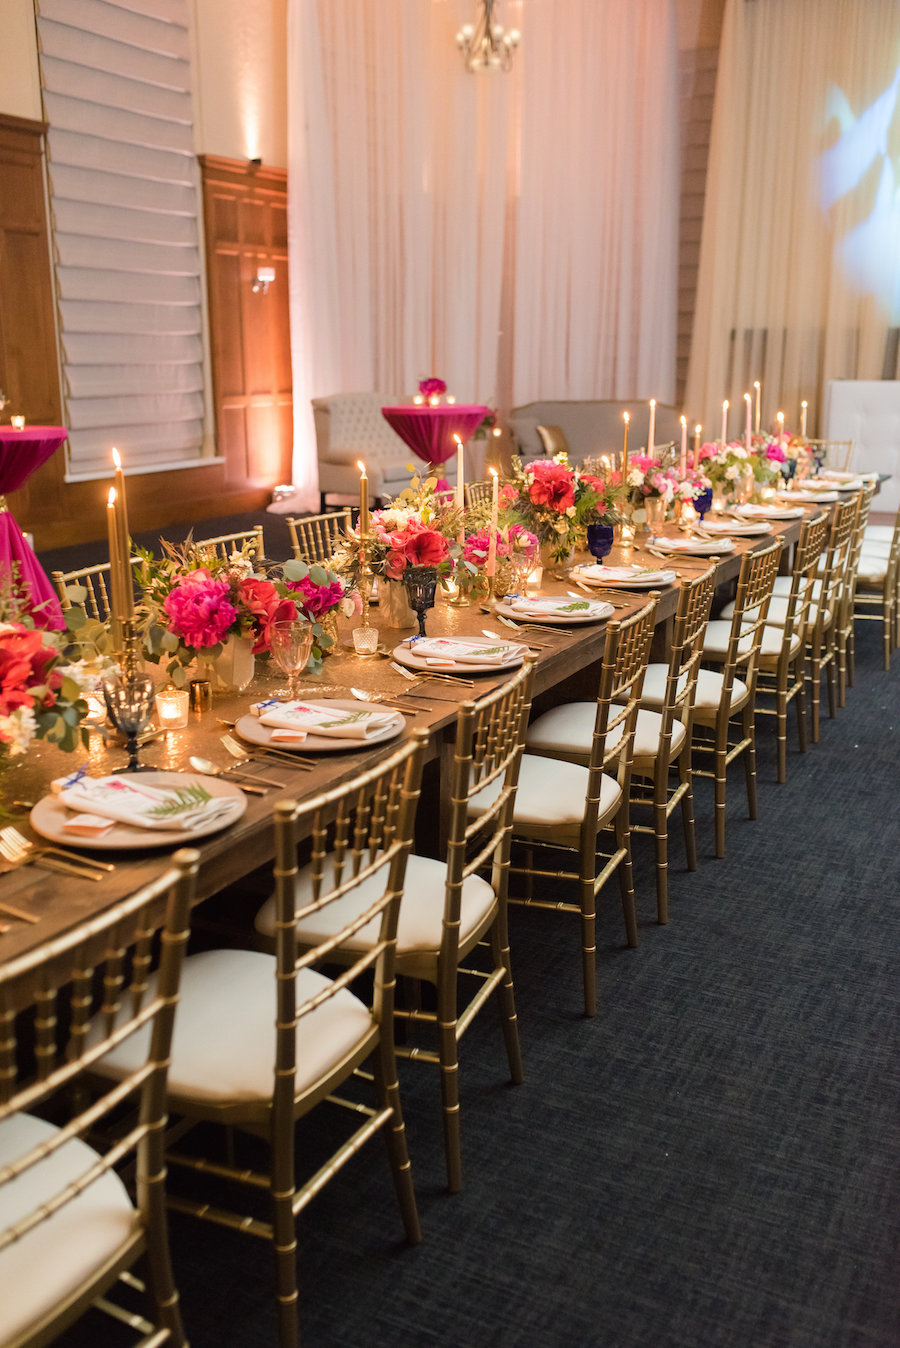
[721,400,729,450]
[357,460,369,537]
[744,392,752,456]
[622,412,630,481]
[754,381,761,435]
[647,399,656,459]
[454,434,464,511]
[486,467,499,577]
[777,412,785,448]
[680,415,687,477]
[693,424,702,472]
[800,401,808,438]
[111,448,133,619]
[106,488,124,649]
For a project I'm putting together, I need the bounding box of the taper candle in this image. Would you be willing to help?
[111,448,133,619]
[454,434,464,511]
[680,415,687,477]
[106,487,124,648]
[744,392,752,456]
[801,401,808,438]
[693,424,702,471]
[754,381,761,435]
[721,400,729,450]
[622,412,630,481]
[777,412,785,448]
[357,460,369,537]
[486,467,499,576]
[648,399,656,458]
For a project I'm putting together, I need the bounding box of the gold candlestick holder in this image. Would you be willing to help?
[352,537,380,658]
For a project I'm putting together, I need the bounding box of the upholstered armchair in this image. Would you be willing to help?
[508,400,683,465]
[313,392,458,511]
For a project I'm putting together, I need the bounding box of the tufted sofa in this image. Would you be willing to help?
[314,392,458,509]
[508,400,683,465]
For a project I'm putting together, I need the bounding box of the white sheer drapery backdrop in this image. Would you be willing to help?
[686,0,900,440]
[285,0,679,506]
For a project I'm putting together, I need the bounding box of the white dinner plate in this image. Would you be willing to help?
[646,536,737,556]
[391,644,524,675]
[733,504,805,520]
[698,518,773,537]
[570,564,677,589]
[31,772,247,851]
[812,478,863,492]
[777,490,839,503]
[235,701,405,753]
[494,597,614,625]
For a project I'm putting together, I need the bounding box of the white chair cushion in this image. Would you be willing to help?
[864,525,894,543]
[92,950,373,1106]
[254,852,495,957]
[764,596,829,630]
[857,557,888,585]
[642,662,748,713]
[770,576,823,599]
[468,753,621,829]
[0,1112,138,1347]
[701,620,755,659]
[859,540,891,558]
[526,702,685,762]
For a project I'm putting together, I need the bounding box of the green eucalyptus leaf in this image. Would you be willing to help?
[65,606,86,631]
[160,630,179,652]
[283,559,309,582]
[318,631,334,649]
[307,564,328,587]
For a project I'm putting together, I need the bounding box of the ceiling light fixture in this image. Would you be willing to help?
[456,0,520,74]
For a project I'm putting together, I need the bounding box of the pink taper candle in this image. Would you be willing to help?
[486,468,499,577]
[721,400,729,451]
[754,381,761,435]
[680,416,687,477]
[647,399,656,458]
[744,392,752,456]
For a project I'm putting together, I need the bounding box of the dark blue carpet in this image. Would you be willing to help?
[55,528,898,1348]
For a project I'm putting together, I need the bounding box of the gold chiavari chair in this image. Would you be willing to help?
[193,524,265,562]
[801,497,857,740]
[256,659,536,1192]
[91,733,428,1348]
[464,480,494,510]
[469,602,656,1017]
[835,482,876,699]
[526,572,715,925]
[806,439,854,471]
[0,850,198,1348]
[285,509,351,564]
[721,515,829,782]
[51,558,140,623]
[655,539,782,858]
[854,502,900,670]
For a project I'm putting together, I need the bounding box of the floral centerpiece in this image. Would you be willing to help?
[626,454,679,505]
[499,456,623,566]
[137,536,353,684]
[671,466,712,505]
[749,435,787,490]
[456,520,539,594]
[0,573,95,769]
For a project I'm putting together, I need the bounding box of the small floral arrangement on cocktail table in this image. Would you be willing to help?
[417,376,448,405]
[499,456,623,564]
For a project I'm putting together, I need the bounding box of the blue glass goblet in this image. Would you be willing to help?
[586,523,615,561]
[694,487,713,522]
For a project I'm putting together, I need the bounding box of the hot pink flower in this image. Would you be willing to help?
[464,529,509,567]
[766,443,787,463]
[286,574,347,619]
[162,569,237,650]
[505,524,538,559]
[418,376,447,398]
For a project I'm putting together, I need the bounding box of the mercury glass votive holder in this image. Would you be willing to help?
[352,624,380,657]
[10,415,25,430]
[156,685,189,730]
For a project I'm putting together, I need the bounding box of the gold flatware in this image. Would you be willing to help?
[348,688,430,713]
[220,733,314,775]
[0,826,115,877]
[481,626,549,651]
[0,899,39,925]
[188,756,270,794]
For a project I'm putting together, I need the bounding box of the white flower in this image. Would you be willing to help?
[226,551,255,579]
[732,445,748,459]
[565,505,576,517]
[725,464,741,481]
[627,467,645,488]
[554,518,569,534]
[0,707,37,756]
[378,507,414,531]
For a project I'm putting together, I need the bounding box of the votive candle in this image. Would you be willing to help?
[156,685,189,730]
[10,415,25,430]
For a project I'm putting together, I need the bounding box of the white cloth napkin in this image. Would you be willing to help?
[507,596,607,618]
[574,564,676,584]
[778,489,839,502]
[253,699,395,739]
[735,504,804,519]
[58,775,235,832]
[403,637,525,666]
[698,519,772,537]
[649,536,736,555]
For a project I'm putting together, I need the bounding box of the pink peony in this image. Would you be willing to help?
[505,524,538,559]
[286,574,347,619]
[766,443,787,463]
[162,569,237,649]
[464,529,509,567]
[418,376,447,398]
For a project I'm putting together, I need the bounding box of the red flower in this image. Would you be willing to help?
[498,483,519,509]
[260,598,300,654]
[237,578,296,654]
[0,625,58,717]
[527,461,575,512]
[402,522,449,568]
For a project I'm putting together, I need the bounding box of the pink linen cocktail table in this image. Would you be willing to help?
[381,404,490,493]
[0,425,68,629]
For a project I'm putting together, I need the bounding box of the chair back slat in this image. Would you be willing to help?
[193,525,265,563]
[806,440,854,471]
[776,513,830,652]
[286,510,352,565]
[586,600,657,803]
[655,566,717,762]
[464,481,493,510]
[52,558,139,623]
[715,538,783,697]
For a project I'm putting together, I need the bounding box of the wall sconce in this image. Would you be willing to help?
[251,266,276,295]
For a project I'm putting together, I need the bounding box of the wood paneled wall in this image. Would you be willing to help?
[0,124,294,550]
[199,155,292,496]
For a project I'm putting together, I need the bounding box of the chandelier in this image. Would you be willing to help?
[456,0,520,74]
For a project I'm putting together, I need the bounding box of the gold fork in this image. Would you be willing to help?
[220,733,314,775]
[0,827,112,882]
